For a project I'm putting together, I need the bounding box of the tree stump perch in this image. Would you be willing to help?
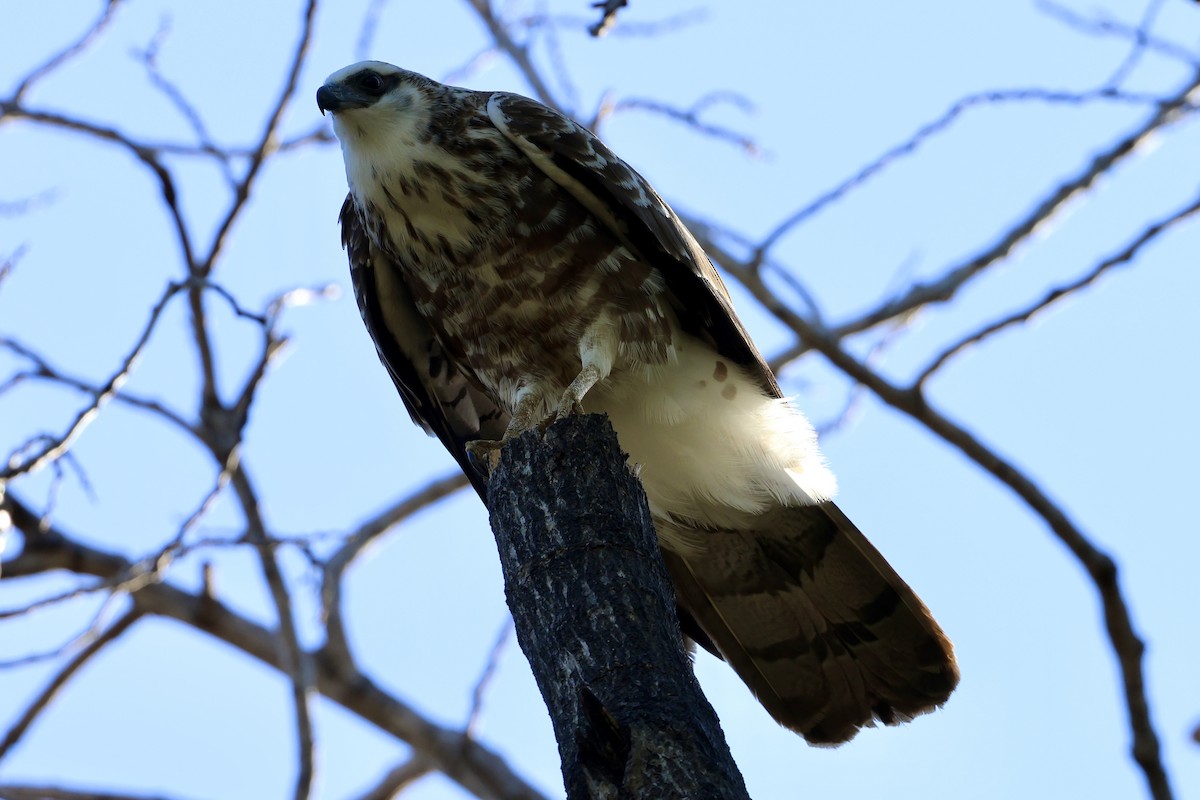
[486,414,752,799]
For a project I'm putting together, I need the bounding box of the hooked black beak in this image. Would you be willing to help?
[316,84,367,115]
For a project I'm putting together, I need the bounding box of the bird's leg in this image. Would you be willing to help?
[554,363,603,421]
[554,322,615,421]
[465,388,545,473]
[466,319,616,474]
[504,387,549,440]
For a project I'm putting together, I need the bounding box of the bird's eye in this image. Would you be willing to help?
[358,72,385,94]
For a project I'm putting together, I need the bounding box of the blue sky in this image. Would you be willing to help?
[2,1,1199,798]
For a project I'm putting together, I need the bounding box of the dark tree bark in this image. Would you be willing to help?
[486,414,752,799]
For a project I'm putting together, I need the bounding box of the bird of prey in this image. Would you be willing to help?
[318,61,958,745]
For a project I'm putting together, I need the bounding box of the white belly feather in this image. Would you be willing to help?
[585,332,837,541]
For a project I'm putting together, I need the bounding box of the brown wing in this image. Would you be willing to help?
[340,195,507,498]
[486,93,781,398]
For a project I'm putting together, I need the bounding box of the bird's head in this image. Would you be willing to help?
[317,61,439,148]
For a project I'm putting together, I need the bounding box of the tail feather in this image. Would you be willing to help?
[660,501,958,745]
[592,335,956,743]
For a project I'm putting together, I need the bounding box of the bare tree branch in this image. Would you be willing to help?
[1,280,188,482]
[751,82,1193,279]
[228,465,317,800]
[1,493,549,800]
[355,757,435,800]
[0,106,199,266]
[200,0,318,274]
[796,70,1200,341]
[0,193,56,216]
[321,472,469,667]
[0,5,550,798]
[1101,0,1170,88]
[517,8,706,39]
[0,589,125,669]
[0,787,191,800]
[588,0,627,37]
[914,189,1200,386]
[0,608,141,760]
[464,0,560,107]
[465,619,512,735]
[133,19,237,187]
[356,0,391,60]
[533,2,581,114]
[590,93,760,155]
[1037,0,1199,68]
[0,336,195,436]
[9,1,124,104]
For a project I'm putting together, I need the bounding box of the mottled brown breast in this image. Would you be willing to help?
[358,99,676,413]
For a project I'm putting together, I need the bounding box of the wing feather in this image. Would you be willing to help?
[486,93,781,399]
[339,195,507,499]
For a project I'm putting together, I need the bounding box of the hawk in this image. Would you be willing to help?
[317,61,958,745]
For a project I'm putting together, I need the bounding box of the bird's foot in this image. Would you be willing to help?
[553,365,599,422]
[553,395,585,423]
[464,438,504,476]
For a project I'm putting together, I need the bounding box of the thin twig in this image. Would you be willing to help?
[465,619,513,735]
[1037,0,1199,67]
[588,0,627,37]
[0,336,195,433]
[592,94,759,155]
[0,104,330,166]
[0,192,57,216]
[10,1,124,103]
[231,283,340,426]
[442,48,502,87]
[813,321,910,437]
[0,609,141,760]
[1,280,188,482]
[185,0,319,420]
[533,0,581,114]
[0,103,207,410]
[356,0,390,60]
[0,590,125,669]
[914,190,1200,386]
[133,19,237,187]
[516,8,707,38]
[0,786,189,800]
[751,84,1185,269]
[321,472,469,665]
[1102,0,1170,89]
[0,469,241,626]
[817,71,1200,341]
[200,0,319,274]
[464,0,560,107]
[228,464,317,800]
[324,472,471,583]
[0,107,198,269]
[354,757,435,800]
